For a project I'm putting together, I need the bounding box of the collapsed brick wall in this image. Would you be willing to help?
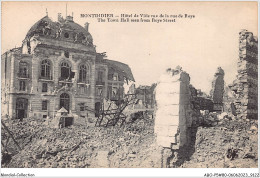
[229,30,258,120]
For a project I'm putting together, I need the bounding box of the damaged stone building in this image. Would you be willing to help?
[1,14,134,120]
[135,84,156,109]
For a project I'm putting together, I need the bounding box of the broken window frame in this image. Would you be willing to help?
[60,61,71,80]
[60,93,70,113]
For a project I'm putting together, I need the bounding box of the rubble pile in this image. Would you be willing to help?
[1,117,46,154]
[3,113,161,168]
[180,118,258,168]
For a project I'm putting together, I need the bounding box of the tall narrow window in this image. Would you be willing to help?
[79,64,87,83]
[61,62,70,80]
[98,71,103,82]
[42,83,48,92]
[19,81,26,91]
[19,62,28,78]
[41,59,51,79]
[42,100,48,110]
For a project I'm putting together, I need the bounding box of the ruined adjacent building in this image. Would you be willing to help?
[1,14,134,120]
[229,30,258,120]
[135,84,156,109]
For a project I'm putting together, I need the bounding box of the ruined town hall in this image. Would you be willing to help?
[1,14,134,120]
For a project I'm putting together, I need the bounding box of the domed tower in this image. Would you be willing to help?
[2,13,134,121]
[22,15,95,54]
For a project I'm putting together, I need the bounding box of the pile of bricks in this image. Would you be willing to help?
[3,113,159,168]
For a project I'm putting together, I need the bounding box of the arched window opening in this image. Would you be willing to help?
[19,62,29,78]
[41,59,51,79]
[60,62,71,80]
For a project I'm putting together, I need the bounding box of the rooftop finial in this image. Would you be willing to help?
[46,8,48,16]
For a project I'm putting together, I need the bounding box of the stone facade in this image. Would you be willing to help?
[1,14,134,120]
[229,30,258,120]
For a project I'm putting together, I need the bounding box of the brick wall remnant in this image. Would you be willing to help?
[229,30,258,120]
[154,66,198,149]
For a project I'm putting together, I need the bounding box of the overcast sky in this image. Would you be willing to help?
[2,2,258,94]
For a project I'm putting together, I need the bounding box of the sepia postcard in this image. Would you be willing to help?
[1,1,259,177]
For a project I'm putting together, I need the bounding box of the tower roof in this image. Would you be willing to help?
[25,15,93,46]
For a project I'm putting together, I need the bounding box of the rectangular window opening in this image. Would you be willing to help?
[19,81,26,91]
[42,83,48,92]
[42,100,48,111]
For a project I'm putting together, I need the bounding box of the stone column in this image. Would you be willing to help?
[8,95,15,119]
[154,67,196,167]
[210,67,225,112]
[154,67,192,149]
[9,53,15,119]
